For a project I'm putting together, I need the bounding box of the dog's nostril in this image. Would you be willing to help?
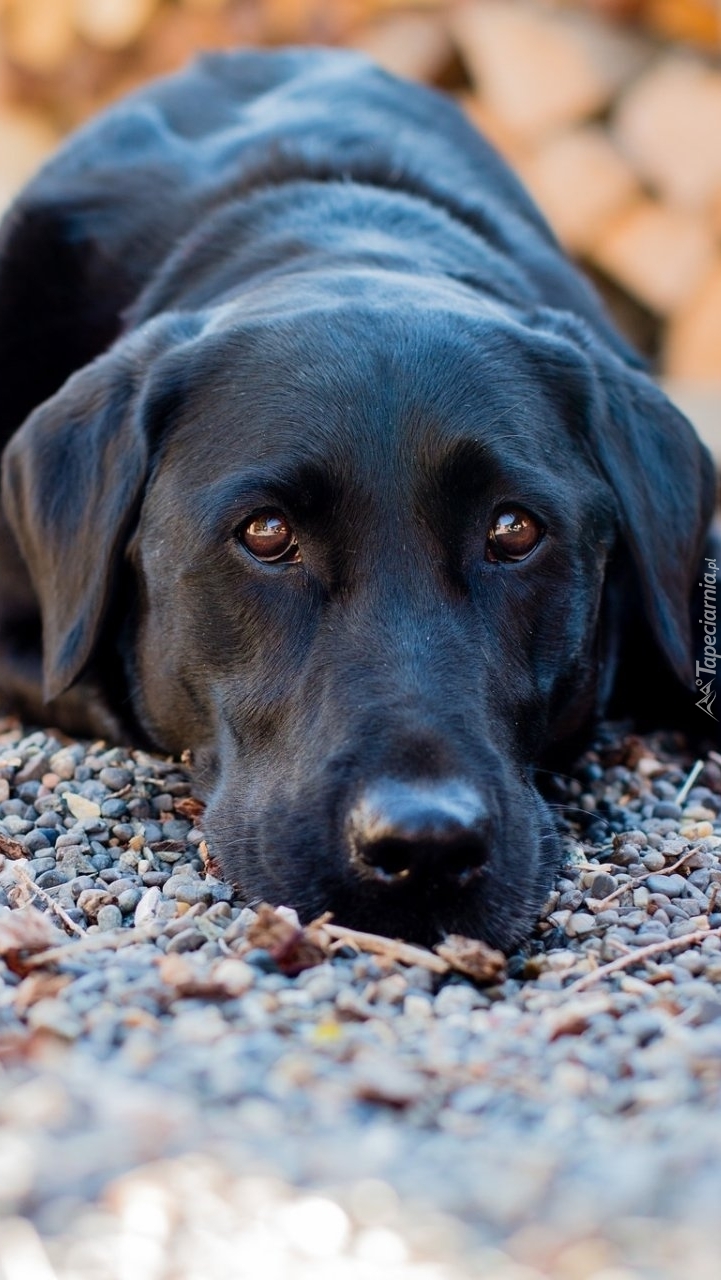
[360,836,415,881]
[363,833,485,884]
[347,779,490,886]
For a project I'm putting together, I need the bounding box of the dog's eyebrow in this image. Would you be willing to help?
[412,432,577,526]
[191,463,336,534]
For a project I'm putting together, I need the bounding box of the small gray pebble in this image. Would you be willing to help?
[244,949,280,973]
[117,888,143,914]
[35,810,62,828]
[2,800,26,817]
[652,802,682,820]
[28,855,56,875]
[24,830,51,854]
[36,868,72,889]
[166,929,205,954]
[559,889,584,911]
[594,909,619,926]
[101,799,128,820]
[1,816,33,835]
[164,880,213,906]
[642,851,667,871]
[55,832,89,851]
[143,871,170,887]
[693,999,721,1024]
[14,754,50,785]
[645,874,689,898]
[99,767,132,791]
[590,872,616,898]
[111,823,135,841]
[668,919,701,938]
[566,911,597,937]
[140,822,164,844]
[610,844,639,867]
[96,904,123,931]
[56,849,94,876]
[210,883,233,904]
[71,875,97,897]
[162,819,191,841]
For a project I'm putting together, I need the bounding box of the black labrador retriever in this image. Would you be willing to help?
[0,49,715,950]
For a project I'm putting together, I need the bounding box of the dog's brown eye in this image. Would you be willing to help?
[239,511,300,563]
[486,509,543,563]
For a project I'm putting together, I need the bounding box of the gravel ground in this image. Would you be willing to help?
[2,718,721,1280]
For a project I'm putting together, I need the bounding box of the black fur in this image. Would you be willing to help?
[0,49,715,948]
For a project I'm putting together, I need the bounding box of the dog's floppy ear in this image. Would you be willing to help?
[2,315,201,703]
[575,338,716,689]
[531,307,716,689]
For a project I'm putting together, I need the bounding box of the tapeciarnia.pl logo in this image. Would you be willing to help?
[697,557,718,720]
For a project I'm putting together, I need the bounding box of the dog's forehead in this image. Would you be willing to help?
[164,295,587,484]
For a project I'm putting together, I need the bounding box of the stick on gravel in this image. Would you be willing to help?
[564,925,721,994]
[322,922,451,973]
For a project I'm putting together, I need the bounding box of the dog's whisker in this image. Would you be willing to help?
[545,802,612,830]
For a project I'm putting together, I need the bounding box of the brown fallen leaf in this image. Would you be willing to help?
[434,934,506,984]
[198,839,225,880]
[158,952,221,998]
[242,903,326,976]
[158,952,253,999]
[0,832,27,860]
[0,905,66,975]
[148,839,187,855]
[542,993,612,1041]
[174,795,205,822]
[13,970,73,1014]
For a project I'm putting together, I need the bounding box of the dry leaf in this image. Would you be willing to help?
[542,993,612,1041]
[158,952,253,999]
[148,839,187,855]
[174,796,205,822]
[198,839,225,880]
[0,905,65,974]
[434,934,506,983]
[242,902,326,976]
[13,971,73,1014]
[0,832,26,860]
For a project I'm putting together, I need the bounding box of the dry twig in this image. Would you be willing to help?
[590,848,699,913]
[12,863,85,937]
[322,922,451,973]
[564,926,721,994]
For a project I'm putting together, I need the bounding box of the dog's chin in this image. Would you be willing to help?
[293,863,554,952]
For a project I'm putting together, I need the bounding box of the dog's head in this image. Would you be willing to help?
[3,276,714,948]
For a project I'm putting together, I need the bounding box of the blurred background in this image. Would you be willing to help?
[1,0,721,442]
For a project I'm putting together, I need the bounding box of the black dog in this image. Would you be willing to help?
[0,49,715,949]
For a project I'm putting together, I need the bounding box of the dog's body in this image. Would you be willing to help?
[0,50,715,948]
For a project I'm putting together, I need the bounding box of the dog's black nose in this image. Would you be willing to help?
[347,779,490,886]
